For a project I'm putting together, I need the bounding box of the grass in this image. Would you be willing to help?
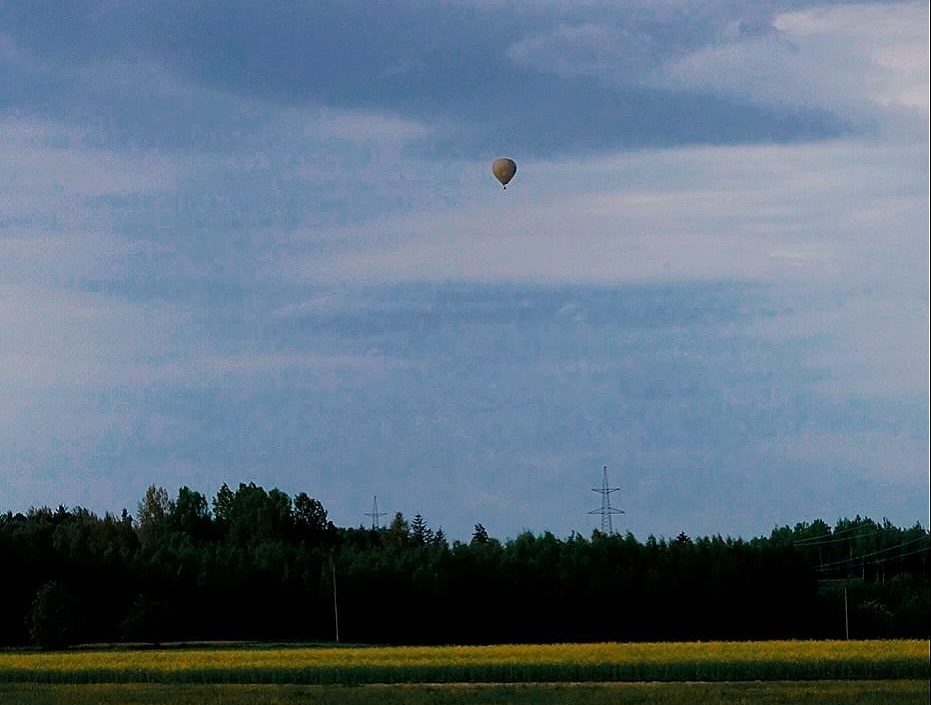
[0,681,928,705]
[0,640,926,684]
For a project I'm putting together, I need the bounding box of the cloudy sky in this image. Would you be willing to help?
[1,1,928,540]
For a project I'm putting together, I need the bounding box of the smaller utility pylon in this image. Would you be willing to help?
[589,465,624,533]
[364,495,387,530]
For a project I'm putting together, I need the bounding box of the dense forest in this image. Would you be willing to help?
[1,482,927,649]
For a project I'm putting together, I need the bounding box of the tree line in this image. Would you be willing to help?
[1,482,927,648]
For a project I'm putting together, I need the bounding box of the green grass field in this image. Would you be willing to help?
[1,681,928,705]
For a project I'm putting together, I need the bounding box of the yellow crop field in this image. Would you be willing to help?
[0,640,927,685]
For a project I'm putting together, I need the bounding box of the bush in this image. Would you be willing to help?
[26,581,81,650]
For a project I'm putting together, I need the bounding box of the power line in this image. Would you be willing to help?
[815,536,930,571]
[795,524,862,542]
[872,546,931,563]
[795,529,888,547]
[866,546,931,565]
[794,524,878,545]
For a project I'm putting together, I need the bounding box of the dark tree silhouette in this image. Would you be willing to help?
[27,581,81,650]
[0,486,927,647]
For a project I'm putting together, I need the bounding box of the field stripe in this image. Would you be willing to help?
[0,640,927,685]
[1,681,929,705]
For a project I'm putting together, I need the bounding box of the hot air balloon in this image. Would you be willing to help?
[492,157,517,189]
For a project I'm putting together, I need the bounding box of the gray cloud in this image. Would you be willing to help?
[1,1,846,156]
[506,24,659,80]
[652,2,929,132]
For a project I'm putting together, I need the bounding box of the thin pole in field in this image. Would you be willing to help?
[332,559,340,644]
[843,587,849,640]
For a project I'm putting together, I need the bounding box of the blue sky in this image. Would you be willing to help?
[1,1,928,540]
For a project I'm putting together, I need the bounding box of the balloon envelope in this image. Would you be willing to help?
[492,158,517,187]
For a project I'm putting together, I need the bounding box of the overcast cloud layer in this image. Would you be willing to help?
[1,1,928,539]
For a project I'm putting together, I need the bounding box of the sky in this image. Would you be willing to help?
[1,0,928,541]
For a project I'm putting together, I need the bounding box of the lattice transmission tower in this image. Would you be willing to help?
[364,495,387,530]
[589,465,624,533]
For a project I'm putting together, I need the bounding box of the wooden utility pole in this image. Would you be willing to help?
[332,560,340,644]
[844,587,849,640]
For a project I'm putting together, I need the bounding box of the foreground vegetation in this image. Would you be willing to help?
[1,681,928,705]
[0,641,926,684]
[3,482,927,647]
